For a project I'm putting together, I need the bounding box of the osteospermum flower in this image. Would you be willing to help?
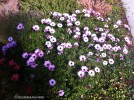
[73,34,80,39]
[79,55,86,61]
[71,17,77,22]
[2,45,7,52]
[81,66,88,72]
[65,43,72,49]
[75,10,81,14]
[34,48,40,54]
[31,54,37,59]
[67,22,73,27]
[82,9,87,13]
[101,53,106,58]
[109,59,114,65]
[50,22,56,27]
[77,70,85,78]
[22,52,29,59]
[88,70,95,76]
[123,48,128,54]
[57,45,64,52]
[26,59,33,66]
[49,79,56,86]
[57,23,63,28]
[49,28,55,34]
[31,63,38,68]
[9,41,17,47]
[48,64,55,71]
[84,13,90,17]
[113,24,118,28]
[68,61,75,67]
[74,42,79,47]
[38,50,44,58]
[85,31,91,36]
[116,20,122,25]
[17,23,24,30]
[59,17,65,21]
[75,32,81,36]
[45,18,52,24]
[95,67,100,73]
[94,44,101,50]
[28,57,35,63]
[8,37,13,42]
[103,61,108,66]
[75,21,80,26]
[67,28,72,34]
[32,25,40,31]
[44,26,51,32]
[84,27,89,31]
[58,90,64,96]
[41,18,46,24]
[83,37,89,42]
[50,37,57,43]
[87,52,93,56]
[44,60,51,68]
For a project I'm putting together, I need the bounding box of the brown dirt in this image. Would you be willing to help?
[0,0,19,18]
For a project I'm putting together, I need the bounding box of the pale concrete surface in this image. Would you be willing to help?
[121,0,134,37]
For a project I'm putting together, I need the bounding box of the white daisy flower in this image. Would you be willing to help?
[75,10,81,14]
[50,37,57,43]
[57,23,63,28]
[45,41,51,46]
[103,61,108,66]
[123,48,128,54]
[95,67,100,73]
[83,37,89,42]
[88,70,95,76]
[50,28,55,34]
[101,53,106,58]
[79,55,86,61]
[68,61,75,66]
[113,24,118,28]
[75,21,80,26]
[50,22,56,27]
[109,59,114,65]
[87,52,93,56]
[59,17,65,21]
[85,31,91,36]
[57,45,64,51]
[83,27,89,31]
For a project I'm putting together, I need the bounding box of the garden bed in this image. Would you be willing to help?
[0,0,134,99]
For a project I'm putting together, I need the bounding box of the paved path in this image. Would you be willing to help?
[121,0,134,37]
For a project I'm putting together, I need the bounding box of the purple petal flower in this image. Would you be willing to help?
[38,50,44,58]
[48,64,55,71]
[17,23,24,30]
[49,79,56,86]
[22,52,29,59]
[8,37,13,42]
[44,60,51,68]
[58,90,64,96]
[2,45,7,52]
[31,63,38,68]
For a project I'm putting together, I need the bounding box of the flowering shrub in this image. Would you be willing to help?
[0,8,133,99]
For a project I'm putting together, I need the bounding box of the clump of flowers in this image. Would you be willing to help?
[1,37,17,54]
[15,8,133,99]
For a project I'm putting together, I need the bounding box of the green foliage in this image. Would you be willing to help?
[0,0,133,100]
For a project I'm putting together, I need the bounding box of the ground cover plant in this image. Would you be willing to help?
[0,0,134,99]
